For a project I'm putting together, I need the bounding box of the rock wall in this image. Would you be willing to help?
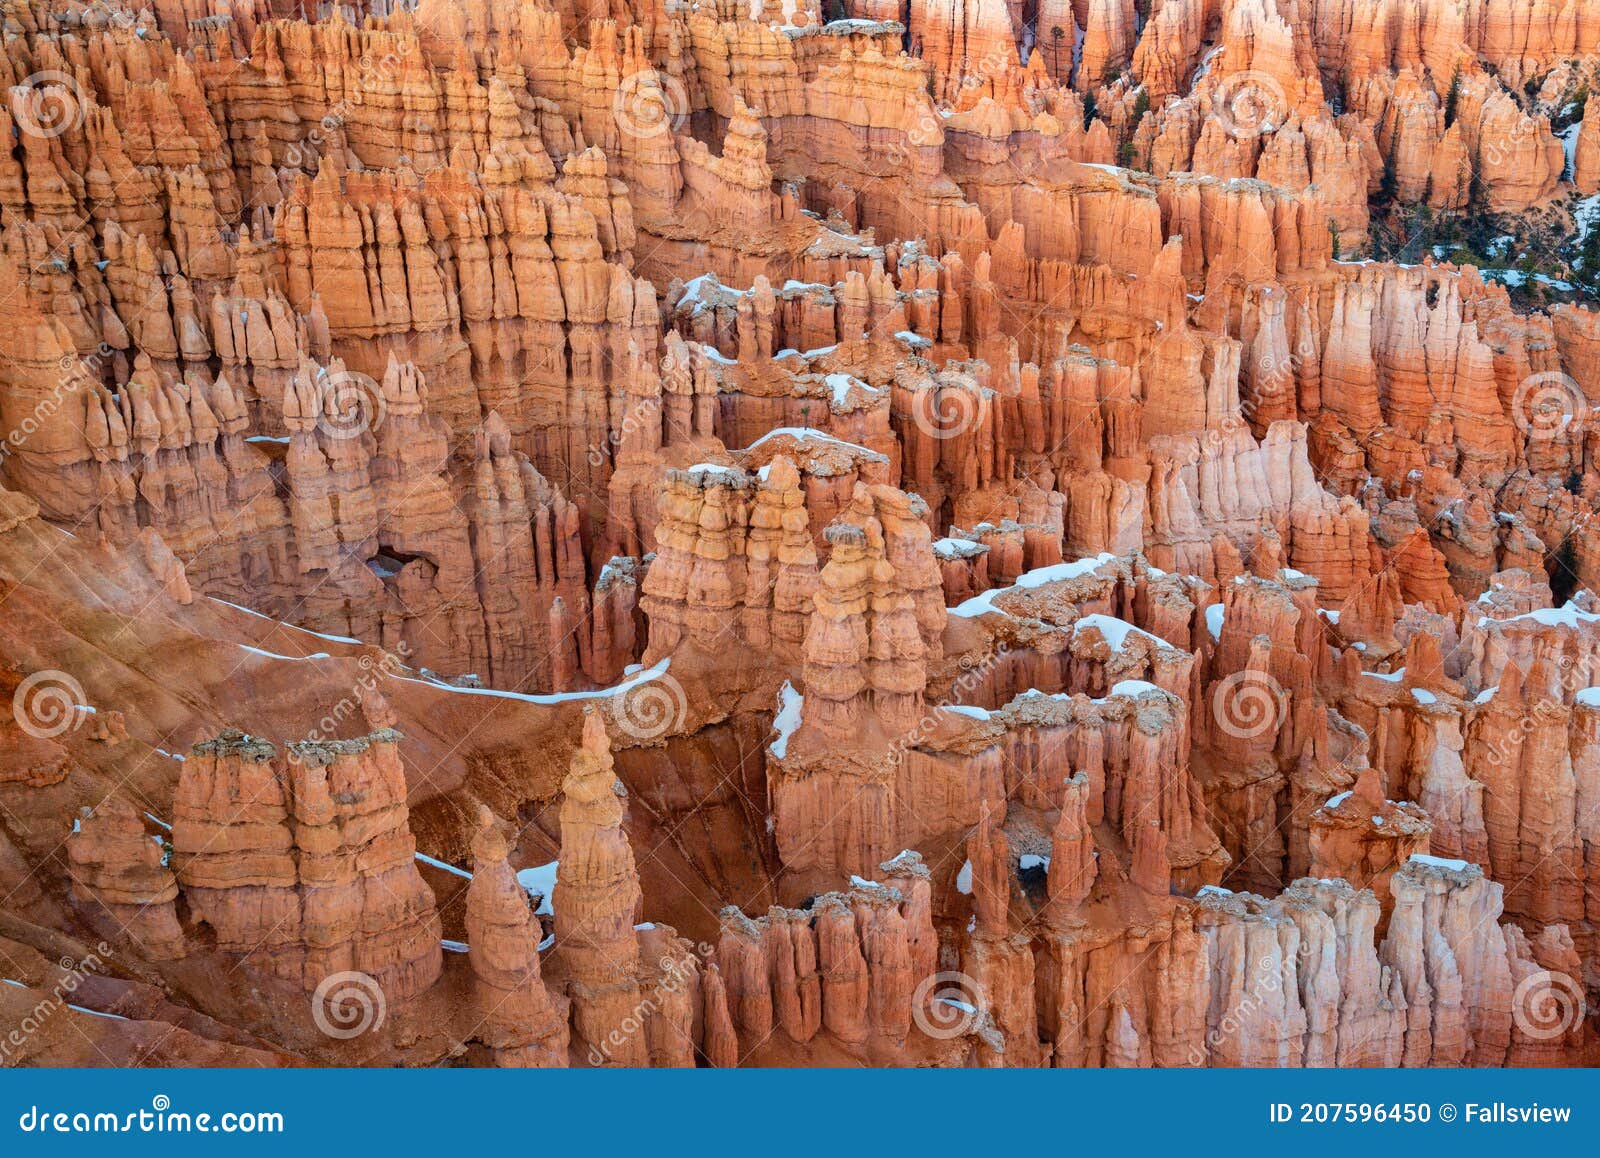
[0,0,1599,1071]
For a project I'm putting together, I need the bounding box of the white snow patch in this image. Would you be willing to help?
[1013,553,1118,587]
[823,373,882,409]
[770,681,804,758]
[1205,603,1225,640]
[69,1004,128,1021]
[415,852,472,880]
[1111,679,1162,698]
[1575,194,1600,249]
[1409,853,1470,872]
[1576,687,1600,707]
[440,939,470,953]
[237,644,330,662]
[1018,854,1049,871]
[933,537,988,560]
[517,862,558,915]
[944,703,991,720]
[1479,602,1600,631]
[684,462,747,483]
[1190,43,1223,87]
[1483,268,1575,292]
[971,552,1116,599]
[948,554,1118,618]
[1073,613,1165,653]
[744,427,878,457]
[210,597,361,644]
[1016,688,1068,703]
[956,859,973,895]
[1324,790,1353,808]
[392,657,674,706]
[1561,124,1582,180]
[676,273,729,312]
[1411,688,1438,705]
[949,589,1007,617]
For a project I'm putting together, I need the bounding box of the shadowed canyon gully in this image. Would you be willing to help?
[0,0,1599,1069]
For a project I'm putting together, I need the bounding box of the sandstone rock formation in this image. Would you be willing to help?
[0,0,1598,1074]
[172,730,442,1000]
[551,709,648,1065]
[465,806,569,1066]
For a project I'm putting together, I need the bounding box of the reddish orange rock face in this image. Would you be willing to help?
[0,0,1598,1071]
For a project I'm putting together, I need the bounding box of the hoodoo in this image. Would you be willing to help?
[0,0,1596,1072]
